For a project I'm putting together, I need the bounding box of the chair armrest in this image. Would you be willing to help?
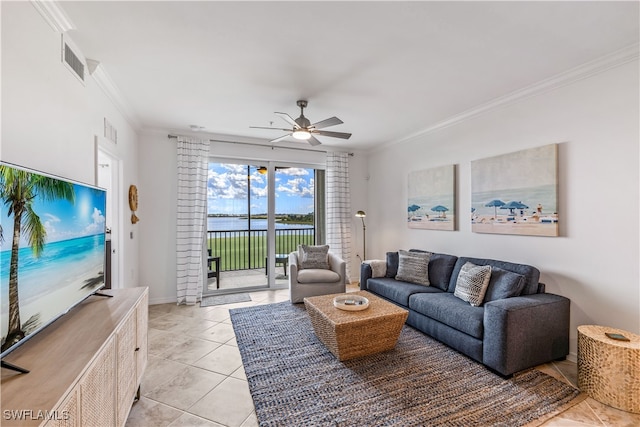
[288,252,299,284]
[360,263,373,290]
[483,293,570,376]
[328,252,347,285]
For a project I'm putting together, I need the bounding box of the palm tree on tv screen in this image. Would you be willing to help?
[0,165,74,352]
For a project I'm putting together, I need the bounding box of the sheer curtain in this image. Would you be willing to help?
[326,152,353,282]
[176,137,210,305]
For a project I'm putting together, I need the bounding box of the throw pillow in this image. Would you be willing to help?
[454,262,492,307]
[365,260,387,278]
[298,245,330,270]
[395,249,431,286]
[385,251,399,278]
[483,267,525,302]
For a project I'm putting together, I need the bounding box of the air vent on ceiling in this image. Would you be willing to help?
[61,34,85,85]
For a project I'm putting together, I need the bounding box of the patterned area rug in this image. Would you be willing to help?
[230,302,584,427]
[200,293,251,307]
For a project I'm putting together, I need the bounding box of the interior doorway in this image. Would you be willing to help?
[96,139,122,289]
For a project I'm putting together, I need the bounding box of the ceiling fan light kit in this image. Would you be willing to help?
[250,99,352,146]
[292,130,311,140]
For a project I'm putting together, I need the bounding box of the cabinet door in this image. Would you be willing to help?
[116,312,137,427]
[136,291,148,386]
[43,388,79,427]
[80,336,116,427]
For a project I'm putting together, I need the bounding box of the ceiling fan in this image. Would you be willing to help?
[251,100,352,146]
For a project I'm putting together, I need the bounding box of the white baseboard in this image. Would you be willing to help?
[149,295,178,305]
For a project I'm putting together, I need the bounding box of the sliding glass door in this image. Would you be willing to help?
[205,160,323,294]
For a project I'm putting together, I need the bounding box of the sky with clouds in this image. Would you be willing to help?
[207,163,315,215]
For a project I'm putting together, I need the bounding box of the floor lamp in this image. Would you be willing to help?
[355,210,366,261]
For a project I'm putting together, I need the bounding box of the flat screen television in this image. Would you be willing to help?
[0,162,107,369]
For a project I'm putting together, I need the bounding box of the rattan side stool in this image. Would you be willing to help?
[577,325,640,413]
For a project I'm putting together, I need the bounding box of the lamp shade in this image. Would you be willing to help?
[355,210,366,217]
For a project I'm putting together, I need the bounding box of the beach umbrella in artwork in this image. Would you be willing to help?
[408,204,421,218]
[431,205,449,218]
[484,199,505,218]
[500,201,529,215]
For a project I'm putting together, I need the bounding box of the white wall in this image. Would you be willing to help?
[1,2,140,287]
[138,131,368,304]
[366,60,640,358]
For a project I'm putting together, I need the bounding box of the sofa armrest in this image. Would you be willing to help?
[483,293,570,376]
[328,252,347,285]
[360,263,373,290]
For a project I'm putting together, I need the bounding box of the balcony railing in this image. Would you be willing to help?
[207,228,315,271]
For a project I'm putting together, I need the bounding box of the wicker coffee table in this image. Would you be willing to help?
[304,291,408,361]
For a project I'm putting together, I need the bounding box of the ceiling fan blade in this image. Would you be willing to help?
[315,130,352,139]
[311,116,343,130]
[250,126,292,132]
[307,135,322,146]
[270,134,292,143]
[275,112,300,129]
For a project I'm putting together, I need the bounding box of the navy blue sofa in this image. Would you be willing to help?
[360,251,570,376]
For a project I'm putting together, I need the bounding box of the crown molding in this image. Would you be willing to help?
[30,0,75,33]
[87,59,141,129]
[378,43,640,152]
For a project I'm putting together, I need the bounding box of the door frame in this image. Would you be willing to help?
[95,137,124,289]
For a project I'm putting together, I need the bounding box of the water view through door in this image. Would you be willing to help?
[205,162,320,294]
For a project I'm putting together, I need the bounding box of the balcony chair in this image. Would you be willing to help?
[289,246,346,303]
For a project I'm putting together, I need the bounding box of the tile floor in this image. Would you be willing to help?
[127,285,640,427]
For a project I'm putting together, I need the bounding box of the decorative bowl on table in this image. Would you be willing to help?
[333,295,369,311]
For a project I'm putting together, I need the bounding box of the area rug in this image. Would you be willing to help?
[200,293,251,307]
[230,302,584,427]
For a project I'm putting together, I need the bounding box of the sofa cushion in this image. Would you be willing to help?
[396,250,431,286]
[367,278,443,307]
[297,269,340,284]
[484,267,525,302]
[447,257,540,295]
[385,251,399,278]
[298,245,330,270]
[409,293,484,339]
[454,262,492,307]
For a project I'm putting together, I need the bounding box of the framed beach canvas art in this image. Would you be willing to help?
[408,165,455,231]
[471,143,558,236]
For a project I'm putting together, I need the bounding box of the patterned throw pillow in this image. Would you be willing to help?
[395,249,431,286]
[298,245,330,270]
[454,262,492,307]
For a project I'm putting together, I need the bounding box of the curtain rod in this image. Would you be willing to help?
[167,134,353,156]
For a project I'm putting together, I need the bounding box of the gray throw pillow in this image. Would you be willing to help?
[483,267,525,302]
[298,245,330,270]
[454,262,492,307]
[395,249,431,286]
[385,251,399,278]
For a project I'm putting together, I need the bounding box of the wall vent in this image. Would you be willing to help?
[61,35,85,85]
[104,118,118,144]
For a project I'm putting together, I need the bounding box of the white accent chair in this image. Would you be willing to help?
[288,251,346,303]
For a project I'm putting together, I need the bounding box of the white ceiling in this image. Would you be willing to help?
[60,1,639,151]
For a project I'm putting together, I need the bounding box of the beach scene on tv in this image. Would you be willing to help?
[407,165,455,231]
[0,164,106,354]
[471,144,559,237]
